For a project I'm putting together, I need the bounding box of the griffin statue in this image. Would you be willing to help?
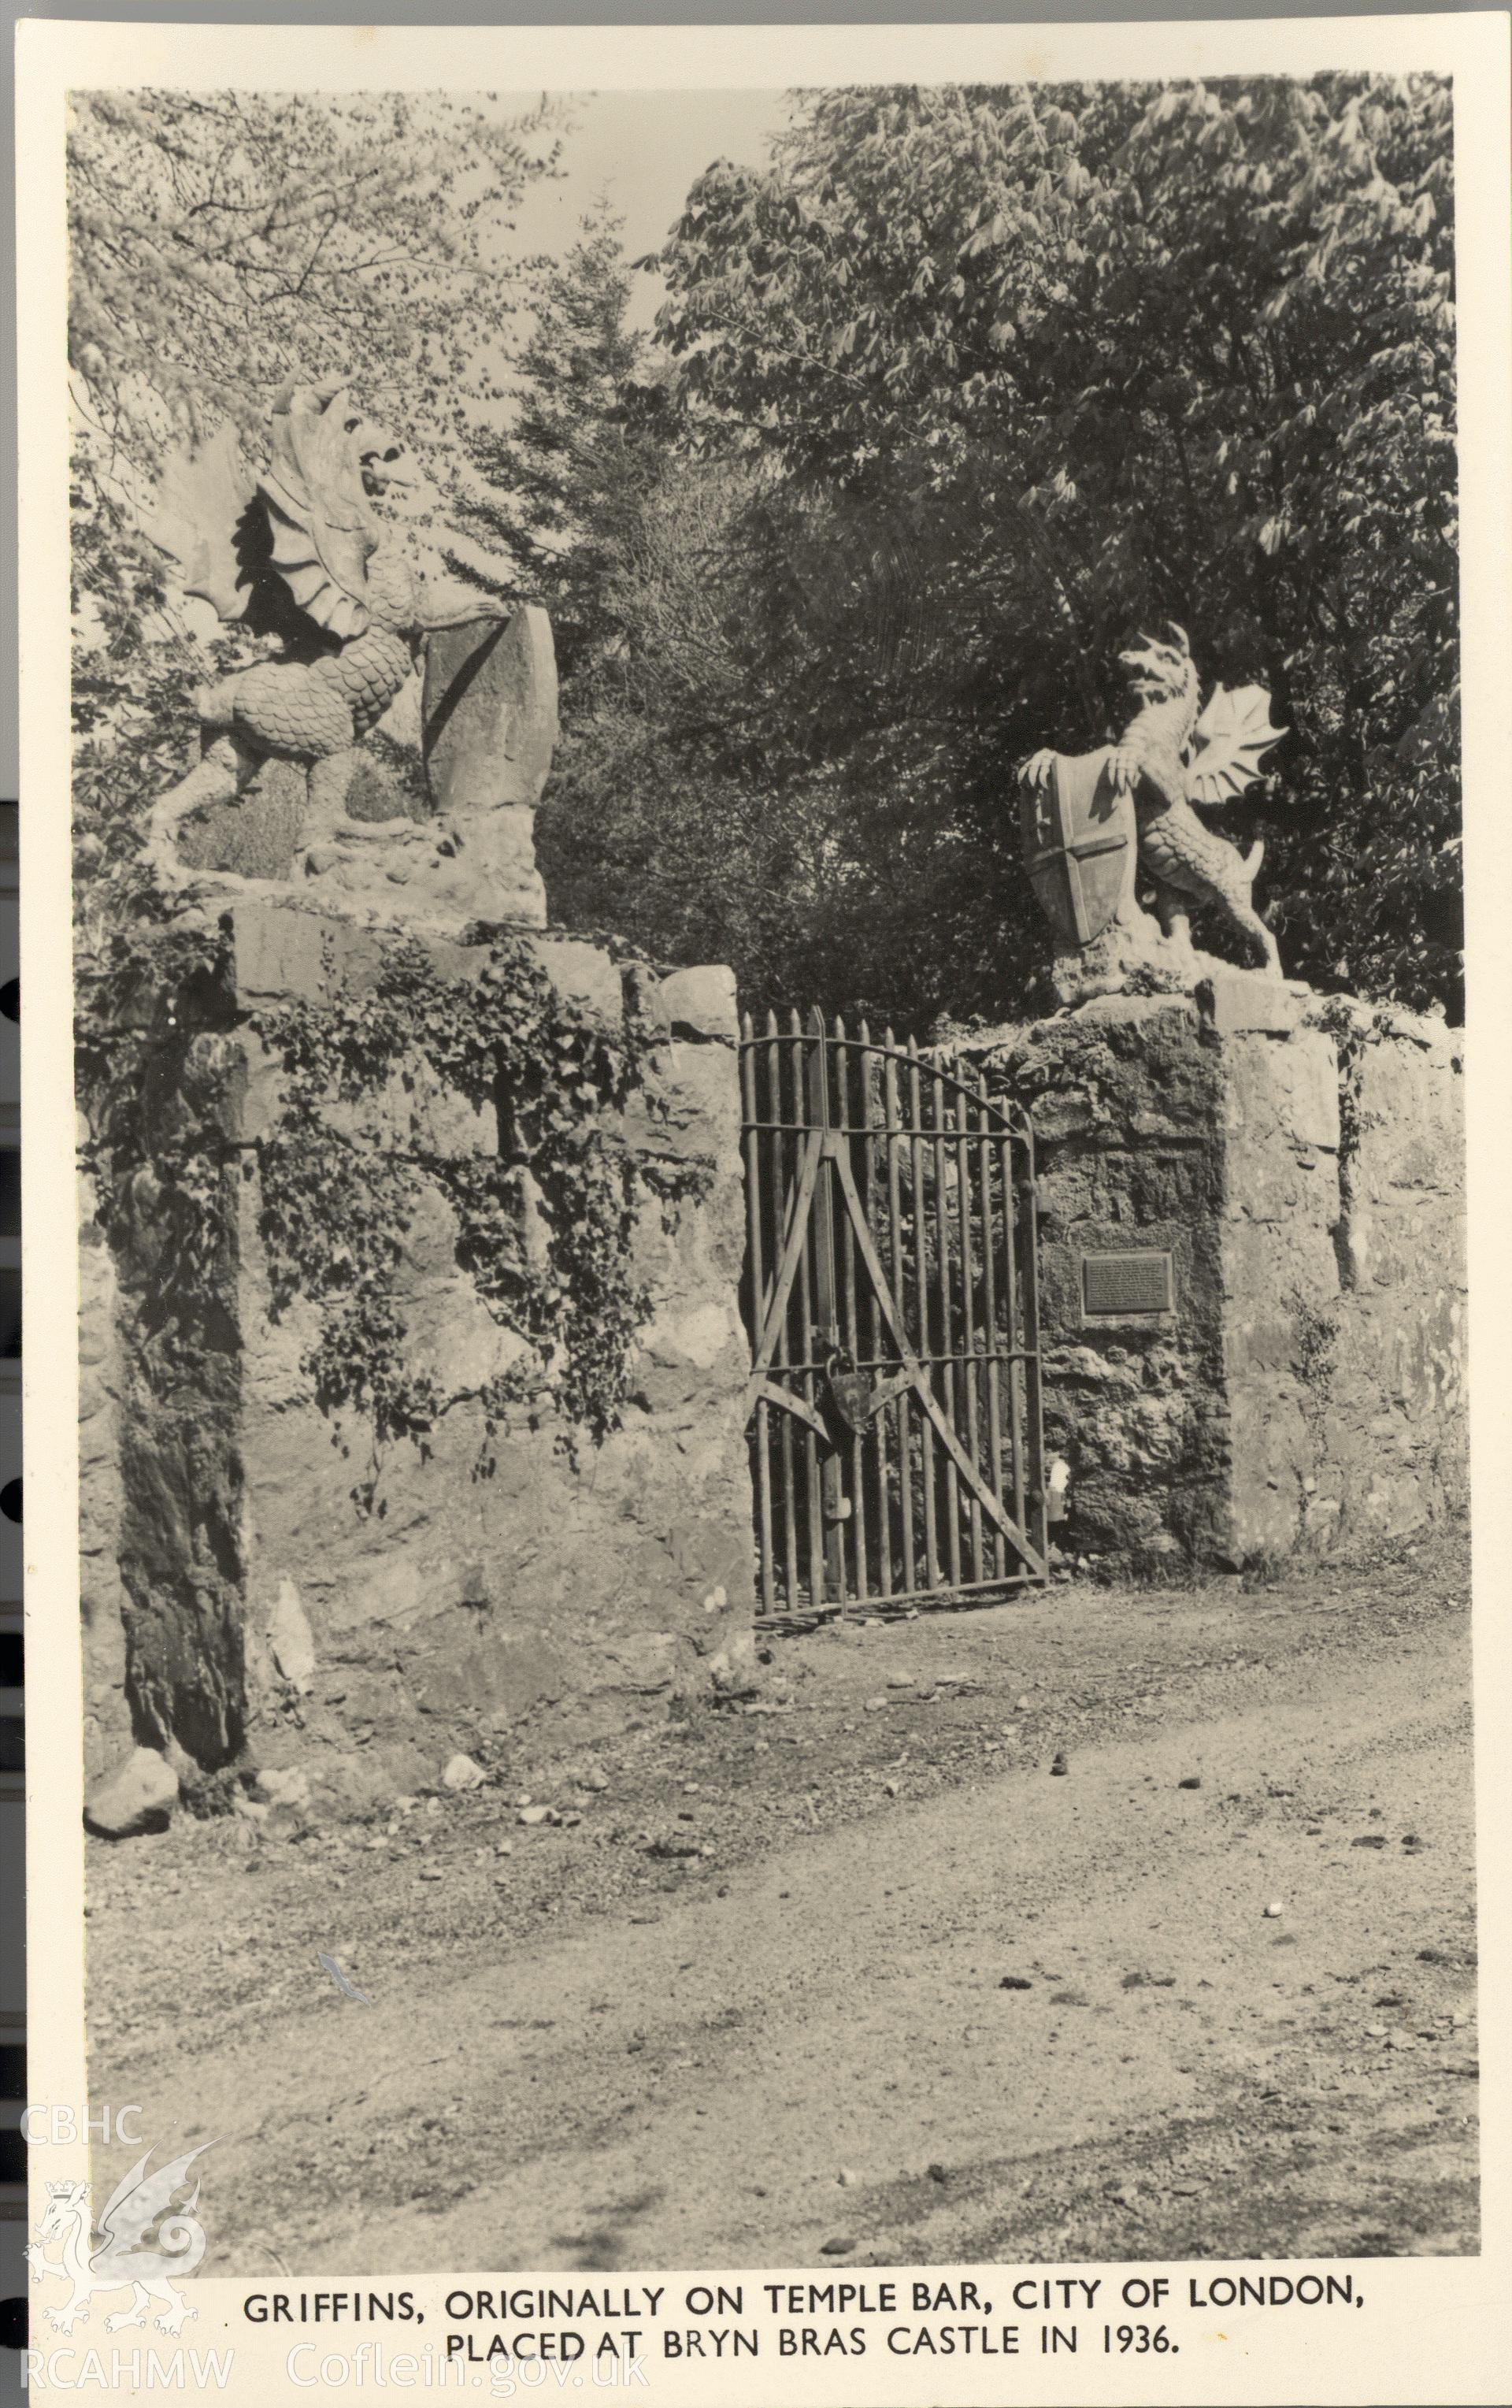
[1018,625,1288,1000]
[144,376,527,903]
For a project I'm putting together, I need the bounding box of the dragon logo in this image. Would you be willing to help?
[26,2146,210,2336]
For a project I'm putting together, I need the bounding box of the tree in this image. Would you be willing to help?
[536,453,866,997]
[649,76,1462,1020]
[69,87,561,468]
[69,87,564,942]
[458,198,658,670]
[461,213,921,1014]
[450,205,1028,1027]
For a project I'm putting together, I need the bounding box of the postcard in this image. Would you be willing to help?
[14,12,1512,2402]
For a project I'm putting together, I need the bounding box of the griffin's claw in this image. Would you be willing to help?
[1019,749,1058,792]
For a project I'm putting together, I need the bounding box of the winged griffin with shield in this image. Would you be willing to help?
[141,376,557,920]
[1019,624,1288,1000]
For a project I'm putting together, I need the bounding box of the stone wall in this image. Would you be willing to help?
[962,979,1466,1569]
[77,1151,132,1778]
[96,900,756,1817]
[1299,996,1468,1551]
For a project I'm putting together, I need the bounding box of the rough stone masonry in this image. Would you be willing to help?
[82,904,757,1816]
[81,584,758,1824]
[958,975,1466,1569]
[80,522,1468,1820]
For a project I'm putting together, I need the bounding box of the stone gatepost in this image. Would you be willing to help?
[959,977,1466,1569]
[92,912,757,1818]
[85,610,758,1826]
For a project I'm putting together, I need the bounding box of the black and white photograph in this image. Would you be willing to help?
[13,11,1512,2402]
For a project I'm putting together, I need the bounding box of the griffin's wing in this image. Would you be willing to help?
[148,423,256,622]
[255,382,376,640]
[1187,684,1287,806]
[95,2146,208,2256]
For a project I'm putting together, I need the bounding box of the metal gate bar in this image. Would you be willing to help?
[739,1008,1048,1619]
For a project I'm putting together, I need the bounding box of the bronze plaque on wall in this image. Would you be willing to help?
[1081,1249,1176,1319]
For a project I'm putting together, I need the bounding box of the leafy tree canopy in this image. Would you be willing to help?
[640,75,1460,1022]
[69,87,564,946]
[71,78,1463,1037]
[69,87,561,467]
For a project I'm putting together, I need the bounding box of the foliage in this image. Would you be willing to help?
[69,87,564,959]
[536,455,868,1000]
[641,75,1461,1022]
[251,933,654,1453]
[78,923,693,1489]
[465,213,947,1020]
[69,87,561,466]
[72,75,1463,1145]
[76,918,239,1302]
[458,198,665,667]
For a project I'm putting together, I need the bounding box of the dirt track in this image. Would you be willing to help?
[86,1523,1477,2274]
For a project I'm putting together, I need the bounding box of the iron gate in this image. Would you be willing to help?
[739,1010,1048,1618]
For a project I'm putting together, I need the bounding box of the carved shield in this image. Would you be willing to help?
[1019,751,1137,948]
[423,607,561,813]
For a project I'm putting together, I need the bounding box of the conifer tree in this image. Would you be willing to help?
[461,199,667,679]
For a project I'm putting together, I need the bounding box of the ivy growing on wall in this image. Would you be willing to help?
[250,929,659,1449]
[79,917,715,1481]
[76,917,241,1303]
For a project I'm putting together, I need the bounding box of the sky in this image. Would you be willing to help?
[506,89,796,328]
